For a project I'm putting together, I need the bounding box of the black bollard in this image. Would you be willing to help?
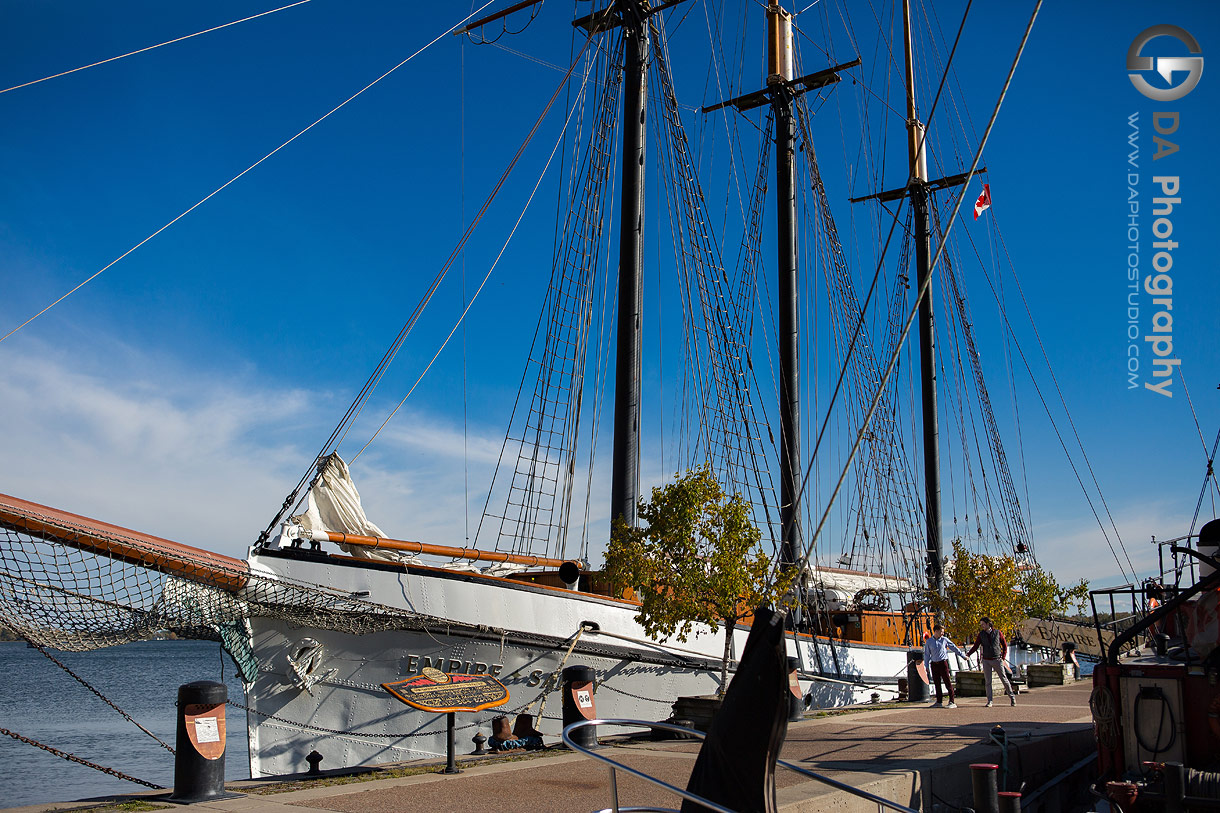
[562,665,598,749]
[970,763,999,813]
[906,650,929,702]
[786,657,803,722]
[168,681,238,803]
[997,791,1022,813]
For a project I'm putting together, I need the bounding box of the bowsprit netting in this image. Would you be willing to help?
[0,492,487,681]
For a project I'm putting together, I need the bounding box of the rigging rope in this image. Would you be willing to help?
[0,1,313,96]
[476,32,617,560]
[351,33,601,468]
[260,17,593,545]
[798,0,1043,576]
[1,0,498,347]
[955,218,1138,580]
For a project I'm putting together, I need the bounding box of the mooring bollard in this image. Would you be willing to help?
[970,763,999,813]
[906,649,928,702]
[997,791,1022,813]
[786,657,803,722]
[562,664,598,749]
[169,681,236,803]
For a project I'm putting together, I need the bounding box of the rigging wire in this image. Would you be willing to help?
[0,1,313,96]
[796,0,973,563]
[473,28,616,557]
[259,17,591,542]
[348,35,599,464]
[0,0,498,346]
[797,0,1042,578]
[972,223,1138,579]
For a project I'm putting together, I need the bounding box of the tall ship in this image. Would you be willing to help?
[0,0,1130,781]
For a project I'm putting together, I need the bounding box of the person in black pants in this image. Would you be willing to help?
[923,623,968,707]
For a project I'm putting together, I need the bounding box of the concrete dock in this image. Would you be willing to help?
[5,682,1096,813]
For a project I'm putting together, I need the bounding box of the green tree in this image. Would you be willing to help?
[924,540,1091,646]
[605,467,794,694]
[923,539,1024,644]
[1020,562,1090,619]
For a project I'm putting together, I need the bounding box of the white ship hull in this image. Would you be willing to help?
[242,548,912,777]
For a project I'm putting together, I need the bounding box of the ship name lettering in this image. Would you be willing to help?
[407,655,499,676]
[526,670,544,687]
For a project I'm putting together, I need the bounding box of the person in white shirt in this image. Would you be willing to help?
[923,624,968,708]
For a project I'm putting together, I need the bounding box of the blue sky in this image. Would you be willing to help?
[1,1,1218,589]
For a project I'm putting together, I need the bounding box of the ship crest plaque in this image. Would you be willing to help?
[382,667,510,713]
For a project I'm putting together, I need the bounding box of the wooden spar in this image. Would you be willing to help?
[0,492,249,592]
[312,530,580,571]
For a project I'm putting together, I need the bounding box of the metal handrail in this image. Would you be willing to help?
[562,718,918,813]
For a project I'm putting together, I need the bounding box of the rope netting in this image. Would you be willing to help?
[0,493,483,681]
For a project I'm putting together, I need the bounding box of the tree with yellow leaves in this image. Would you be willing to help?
[924,539,1024,643]
[606,467,794,694]
[925,539,1090,644]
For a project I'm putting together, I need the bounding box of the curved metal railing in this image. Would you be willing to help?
[561,718,918,813]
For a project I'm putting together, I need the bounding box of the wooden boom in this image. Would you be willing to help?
[0,492,249,592]
[304,529,579,571]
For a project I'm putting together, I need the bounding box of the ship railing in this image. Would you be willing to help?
[562,718,917,813]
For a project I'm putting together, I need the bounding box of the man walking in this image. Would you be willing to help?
[966,617,1015,706]
[923,624,967,708]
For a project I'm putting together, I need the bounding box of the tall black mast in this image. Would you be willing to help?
[770,6,801,571]
[901,0,943,595]
[703,4,856,571]
[574,0,648,533]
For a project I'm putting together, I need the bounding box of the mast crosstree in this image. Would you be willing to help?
[704,4,857,572]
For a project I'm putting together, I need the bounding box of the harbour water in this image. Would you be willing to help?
[0,640,248,809]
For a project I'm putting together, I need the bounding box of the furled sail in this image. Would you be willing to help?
[290,453,418,563]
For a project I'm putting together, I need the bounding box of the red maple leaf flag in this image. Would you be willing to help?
[973,183,992,220]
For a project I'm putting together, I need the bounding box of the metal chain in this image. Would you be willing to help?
[25,638,176,754]
[596,681,674,705]
[229,689,559,740]
[0,726,165,789]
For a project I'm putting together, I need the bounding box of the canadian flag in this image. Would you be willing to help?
[973,183,992,220]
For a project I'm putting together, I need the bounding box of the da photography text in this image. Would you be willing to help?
[1123,24,1202,397]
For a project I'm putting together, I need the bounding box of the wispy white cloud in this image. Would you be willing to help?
[1030,500,1195,587]
[0,339,514,559]
[0,337,1202,585]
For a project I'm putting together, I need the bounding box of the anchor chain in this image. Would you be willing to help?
[0,726,165,789]
[229,691,559,740]
[25,638,176,754]
[597,681,674,705]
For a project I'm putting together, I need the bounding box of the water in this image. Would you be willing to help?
[0,640,249,809]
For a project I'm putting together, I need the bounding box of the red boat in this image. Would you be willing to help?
[1090,518,1220,810]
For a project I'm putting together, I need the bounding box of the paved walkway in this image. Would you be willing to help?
[7,682,1095,813]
